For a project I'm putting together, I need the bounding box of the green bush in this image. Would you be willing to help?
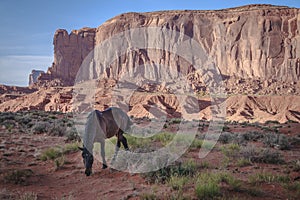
[190,138,203,148]
[63,142,80,154]
[195,172,221,199]
[169,118,181,124]
[221,173,242,191]
[249,172,290,185]
[142,159,197,184]
[221,143,240,158]
[168,175,189,190]
[40,147,62,161]
[140,193,157,200]
[237,158,252,167]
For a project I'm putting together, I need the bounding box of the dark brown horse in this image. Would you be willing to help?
[79,107,131,176]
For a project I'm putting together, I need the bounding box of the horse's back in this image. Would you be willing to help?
[98,107,131,137]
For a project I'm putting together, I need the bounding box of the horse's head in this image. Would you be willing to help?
[78,146,94,176]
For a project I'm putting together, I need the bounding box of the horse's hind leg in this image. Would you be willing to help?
[118,130,129,151]
[121,135,129,151]
[100,141,108,169]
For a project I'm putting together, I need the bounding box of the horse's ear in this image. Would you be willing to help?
[78,147,84,151]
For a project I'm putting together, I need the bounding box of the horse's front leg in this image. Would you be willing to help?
[100,141,108,169]
[111,139,121,165]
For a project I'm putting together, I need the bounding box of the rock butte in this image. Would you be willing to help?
[38,4,300,85]
[0,4,300,123]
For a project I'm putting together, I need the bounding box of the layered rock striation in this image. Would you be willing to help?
[39,4,300,85]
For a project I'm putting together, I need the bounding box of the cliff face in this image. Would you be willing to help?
[44,28,96,85]
[40,4,300,85]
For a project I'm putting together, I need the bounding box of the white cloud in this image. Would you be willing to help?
[0,55,53,86]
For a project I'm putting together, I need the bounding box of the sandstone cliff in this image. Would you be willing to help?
[39,4,300,85]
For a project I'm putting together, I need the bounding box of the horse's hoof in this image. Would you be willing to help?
[102,164,108,169]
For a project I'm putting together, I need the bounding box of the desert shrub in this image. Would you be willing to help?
[142,159,197,184]
[31,121,51,134]
[290,160,300,172]
[168,175,189,190]
[201,140,216,150]
[4,169,33,185]
[240,144,257,160]
[40,147,62,161]
[125,134,150,150]
[179,159,197,176]
[49,125,66,136]
[195,172,221,199]
[66,127,81,142]
[222,125,230,132]
[0,112,15,123]
[237,158,252,167]
[277,134,291,150]
[249,172,290,185]
[63,142,80,154]
[219,132,235,144]
[263,133,290,150]
[190,138,203,148]
[245,187,265,197]
[265,120,280,124]
[40,142,79,162]
[260,149,283,164]
[169,118,181,124]
[219,173,242,191]
[199,161,210,169]
[283,182,300,194]
[2,120,16,132]
[54,155,65,170]
[241,131,263,142]
[241,145,284,164]
[15,115,32,126]
[256,149,285,164]
[48,120,67,136]
[18,192,38,200]
[140,193,157,200]
[221,143,240,158]
[152,131,174,145]
[142,166,172,184]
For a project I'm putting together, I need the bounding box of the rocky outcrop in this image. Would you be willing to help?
[41,28,96,85]
[29,70,44,85]
[38,4,300,85]
[0,87,72,112]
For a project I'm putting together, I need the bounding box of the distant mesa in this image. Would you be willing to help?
[32,4,300,86]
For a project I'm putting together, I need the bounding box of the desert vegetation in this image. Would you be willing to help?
[0,111,300,199]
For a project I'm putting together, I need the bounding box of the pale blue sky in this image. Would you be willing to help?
[0,0,299,86]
